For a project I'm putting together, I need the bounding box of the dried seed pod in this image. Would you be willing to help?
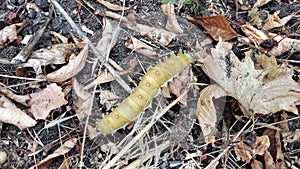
[96,51,195,134]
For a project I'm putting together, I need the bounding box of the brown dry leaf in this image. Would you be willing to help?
[186,15,240,41]
[97,0,130,11]
[30,83,68,119]
[251,159,264,169]
[0,95,36,129]
[241,25,300,56]
[201,41,300,116]
[22,44,75,74]
[28,138,77,169]
[253,52,289,83]
[0,88,31,106]
[125,36,158,59]
[161,3,183,34]
[99,90,120,110]
[196,84,227,142]
[47,44,88,82]
[262,11,294,30]
[234,135,270,163]
[165,68,191,106]
[264,150,276,169]
[253,0,272,7]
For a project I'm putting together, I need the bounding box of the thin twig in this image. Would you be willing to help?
[50,0,131,93]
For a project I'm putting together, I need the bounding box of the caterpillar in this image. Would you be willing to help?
[96,50,195,134]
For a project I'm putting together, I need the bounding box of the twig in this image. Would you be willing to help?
[10,8,53,64]
[50,0,131,93]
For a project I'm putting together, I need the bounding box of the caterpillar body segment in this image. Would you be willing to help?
[96,51,195,134]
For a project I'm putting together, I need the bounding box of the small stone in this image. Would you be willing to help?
[0,150,7,164]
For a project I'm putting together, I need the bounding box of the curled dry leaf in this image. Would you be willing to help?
[97,0,130,11]
[264,150,276,169]
[234,135,270,163]
[186,15,240,41]
[262,11,295,30]
[241,25,300,56]
[161,3,183,34]
[253,0,272,7]
[0,88,31,106]
[23,44,76,74]
[0,95,36,130]
[47,44,88,82]
[125,36,158,59]
[197,84,227,142]
[251,159,264,169]
[163,68,192,106]
[0,22,24,48]
[30,83,68,119]
[201,41,300,116]
[28,138,77,169]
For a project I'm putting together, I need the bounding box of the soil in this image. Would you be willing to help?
[0,0,300,168]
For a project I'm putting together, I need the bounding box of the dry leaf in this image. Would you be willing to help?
[47,44,88,82]
[264,150,276,169]
[201,41,300,116]
[165,68,191,106]
[99,90,120,110]
[251,159,264,169]
[28,138,77,169]
[97,0,130,11]
[196,85,227,142]
[253,0,272,7]
[161,3,183,34]
[241,25,300,56]
[186,15,240,41]
[0,95,36,129]
[234,135,270,163]
[0,88,31,106]
[262,11,294,30]
[30,83,68,119]
[0,21,28,48]
[125,36,158,59]
[22,44,75,74]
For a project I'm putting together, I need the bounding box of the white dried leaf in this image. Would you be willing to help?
[201,41,300,116]
[161,3,183,34]
[197,84,227,142]
[47,44,88,82]
[262,11,295,30]
[0,22,22,48]
[253,0,272,7]
[125,36,158,59]
[0,95,36,129]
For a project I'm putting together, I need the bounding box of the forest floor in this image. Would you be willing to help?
[0,0,300,168]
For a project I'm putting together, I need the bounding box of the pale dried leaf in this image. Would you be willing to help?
[254,135,270,155]
[125,36,158,59]
[51,31,69,44]
[241,25,300,56]
[262,11,294,30]
[97,0,130,11]
[234,142,252,163]
[282,129,300,146]
[201,41,300,116]
[100,90,120,110]
[161,3,183,34]
[23,44,75,74]
[0,88,30,106]
[253,0,272,7]
[197,85,227,142]
[28,138,77,169]
[47,44,88,82]
[30,83,68,119]
[133,24,177,46]
[0,22,23,48]
[0,95,36,129]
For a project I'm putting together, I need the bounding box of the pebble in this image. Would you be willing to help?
[0,150,7,164]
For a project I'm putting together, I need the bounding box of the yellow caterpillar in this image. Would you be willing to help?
[96,50,195,134]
